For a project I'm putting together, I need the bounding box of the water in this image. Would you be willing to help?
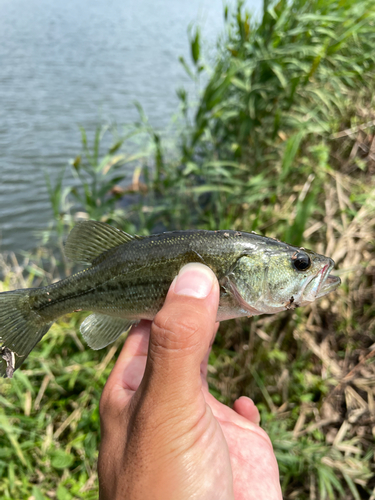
[0,0,261,252]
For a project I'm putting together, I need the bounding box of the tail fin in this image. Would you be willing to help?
[0,290,53,378]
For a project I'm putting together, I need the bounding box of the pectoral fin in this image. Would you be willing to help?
[80,313,137,350]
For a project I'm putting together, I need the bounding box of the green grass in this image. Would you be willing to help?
[1,0,375,498]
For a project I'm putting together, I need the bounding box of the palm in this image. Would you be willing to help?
[205,391,281,500]
[108,323,281,500]
[200,349,282,500]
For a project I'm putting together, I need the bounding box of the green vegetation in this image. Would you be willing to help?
[1,0,375,498]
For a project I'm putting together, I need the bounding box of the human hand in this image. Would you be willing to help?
[98,263,282,500]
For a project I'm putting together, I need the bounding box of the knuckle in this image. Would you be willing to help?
[99,389,111,418]
[99,383,119,420]
[152,307,203,352]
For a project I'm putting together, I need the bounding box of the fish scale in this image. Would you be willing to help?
[0,221,341,377]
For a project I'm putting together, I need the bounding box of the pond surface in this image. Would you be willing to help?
[0,0,261,252]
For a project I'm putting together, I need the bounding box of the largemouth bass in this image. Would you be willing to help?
[0,221,341,377]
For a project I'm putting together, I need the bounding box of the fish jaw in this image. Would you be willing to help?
[316,274,341,299]
[298,259,341,306]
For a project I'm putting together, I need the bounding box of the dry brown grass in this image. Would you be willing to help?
[206,117,375,498]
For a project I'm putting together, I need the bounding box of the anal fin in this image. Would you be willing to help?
[80,313,136,350]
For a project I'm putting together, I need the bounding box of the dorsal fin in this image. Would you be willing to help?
[64,221,142,265]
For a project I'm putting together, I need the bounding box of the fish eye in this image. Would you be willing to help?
[292,252,311,271]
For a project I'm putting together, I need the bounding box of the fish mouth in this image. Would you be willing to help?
[300,263,341,304]
[316,273,341,298]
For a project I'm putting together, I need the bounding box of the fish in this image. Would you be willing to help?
[0,221,341,378]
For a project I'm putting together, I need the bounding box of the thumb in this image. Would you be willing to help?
[142,263,219,404]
